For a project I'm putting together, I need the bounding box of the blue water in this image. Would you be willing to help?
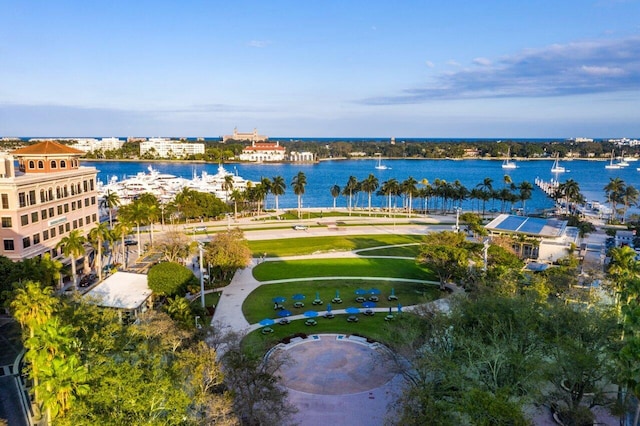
[86,159,640,214]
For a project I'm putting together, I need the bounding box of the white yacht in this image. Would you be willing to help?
[550,153,566,173]
[374,153,389,170]
[501,147,517,169]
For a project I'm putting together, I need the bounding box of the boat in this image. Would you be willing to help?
[605,151,622,169]
[501,147,517,169]
[550,153,566,173]
[374,153,389,170]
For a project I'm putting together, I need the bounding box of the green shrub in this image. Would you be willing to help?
[148,262,197,297]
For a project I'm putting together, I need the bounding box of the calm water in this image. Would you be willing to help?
[86,159,640,214]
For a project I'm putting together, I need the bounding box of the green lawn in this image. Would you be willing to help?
[248,234,424,257]
[253,258,434,282]
[357,244,421,257]
[242,279,441,324]
[242,313,414,349]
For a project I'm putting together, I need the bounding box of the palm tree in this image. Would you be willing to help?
[101,190,120,227]
[556,179,583,215]
[229,189,244,220]
[118,200,148,257]
[343,176,359,216]
[476,177,493,217]
[620,184,639,223]
[113,221,132,267]
[330,184,341,209]
[223,174,234,201]
[419,179,432,213]
[291,171,307,219]
[56,230,87,288]
[518,181,533,213]
[260,177,272,211]
[271,176,286,212]
[401,177,418,216]
[378,178,400,215]
[88,222,113,282]
[604,177,625,222]
[138,193,160,246]
[360,174,379,216]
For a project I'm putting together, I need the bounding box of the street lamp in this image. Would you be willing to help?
[455,207,462,233]
[482,238,490,272]
[198,243,205,309]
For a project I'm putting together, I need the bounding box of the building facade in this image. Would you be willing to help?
[71,137,124,153]
[238,141,286,162]
[0,141,99,261]
[139,138,205,158]
[223,127,268,143]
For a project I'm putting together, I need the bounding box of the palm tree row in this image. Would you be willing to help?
[330,175,534,216]
[603,177,639,223]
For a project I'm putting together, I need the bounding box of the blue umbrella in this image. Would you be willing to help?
[272,296,286,303]
[327,303,332,313]
[292,293,306,300]
[368,288,381,295]
[354,289,367,295]
[397,303,403,313]
[259,318,275,326]
[304,310,318,318]
[277,309,292,318]
[362,301,376,308]
[345,307,361,314]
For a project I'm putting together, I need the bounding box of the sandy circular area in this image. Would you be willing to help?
[273,336,397,395]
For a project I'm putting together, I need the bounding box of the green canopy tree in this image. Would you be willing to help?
[204,229,252,282]
[56,230,87,288]
[88,221,114,282]
[147,262,197,297]
[291,171,307,219]
[271,175,286,212]
[330,184,340,209]
[418,231,478,290]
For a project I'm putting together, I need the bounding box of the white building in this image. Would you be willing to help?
[140,138,205,158]
[239,141,286,162]
[289,151,315,162]
[71,137,124,153]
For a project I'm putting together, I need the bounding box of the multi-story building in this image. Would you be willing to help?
[0,141,99,262]
[139,138,205,158]
[222,127,268,143]
[238,141,286,162]
[71,137,124,153]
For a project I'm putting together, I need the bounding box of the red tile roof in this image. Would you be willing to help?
[11,141,84,156]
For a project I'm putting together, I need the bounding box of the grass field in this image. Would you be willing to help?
[253,258,434,282]
[248,234,424,257]
[242,279,441,324]
[356,244,421,257]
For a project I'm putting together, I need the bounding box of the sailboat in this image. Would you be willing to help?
[605,150,622,169]
[374,153,389,170]
[501,147,517,169]
[550,153,566,173]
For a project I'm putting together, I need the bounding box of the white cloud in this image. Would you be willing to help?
[472,57,492,66]
[247,40,270,48]
[580,65,625,76]
[425,60,435,68]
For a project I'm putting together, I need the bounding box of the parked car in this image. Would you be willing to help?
[194,226,207,232]
[293,225,308,231]
[124,239,138,246]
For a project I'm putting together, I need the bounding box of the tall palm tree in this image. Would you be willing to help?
[118,200,148,257]
[378,178,400,215]
[360,174,379,216]
[260,177,272,211]
[88,222,113,282]
[223,174,234,202]
[330,184,341,209]
[271,175,286,212]
[476,177,493,217]
[419,179,432,213]
[138,193,160,246]
[230,189,244,220]
[343,176,359,216]
[401,177,418,216]
[56,230,87,288]
[113,221,132,267]
[604,177,625,222]
[621,184,639,224]
[291,171,307,219]
[102,190,120,227]
[518,181,533,213]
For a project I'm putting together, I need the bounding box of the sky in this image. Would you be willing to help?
[1,0,639,138]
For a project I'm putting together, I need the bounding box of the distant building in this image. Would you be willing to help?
[71,137,124,153]
[289,151,315,162]
[568,137,594,143]
[0,141,99,262]
[239,141,286,162]
[223,128,268,143]
[139,138,205,158]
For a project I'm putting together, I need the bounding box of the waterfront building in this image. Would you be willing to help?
[289,151,315,162]
[139,138,205,158]
[223,127,268,143]
[0,141,99,262]
[71,137,124,153]
[239,140,286,162]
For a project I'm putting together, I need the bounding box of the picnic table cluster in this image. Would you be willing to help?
[259,288,402,333]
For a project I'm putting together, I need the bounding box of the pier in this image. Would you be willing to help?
[534,177,559,199]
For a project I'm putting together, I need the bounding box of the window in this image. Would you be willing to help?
[50,228,56,238]
[29,190,36,205]
[43,230,49,240]
[20,215,28,226]
[48,188,53,200]
[28,160,35,169]
[71,201,76,211]
[63,186,68,197]
[64,204,69,213]
[40,189,46,203]
[31,212,38,223]
[57,206,63,215]
[78,218,83,227]
[38,160,44,169]
[58,225,64,234]
[85,215,90,224]
[51,161,57,169]
[90,179,94,191]
[48,207,54,217]
[1,217,11,227]
[65,223,70,232]
[56,187,62,199]
[52,248,58,257]
[91,197,96,205]
[22,237,30,249]
[1,194,8,209]
[83,180,88,192]
[18,192,26,208]
[33,234,40,245]
[84,198,89,207]
[3,239,14,251]
[60,160,66,168]
[92,213,97,222]
[72,220,78,229]
[41,209,47,220]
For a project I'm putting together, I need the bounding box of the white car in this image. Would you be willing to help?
[293,225,308,231]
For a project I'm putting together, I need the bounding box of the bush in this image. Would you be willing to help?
[148,262,197,297]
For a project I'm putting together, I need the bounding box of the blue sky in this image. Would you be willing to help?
[1,0,639,138]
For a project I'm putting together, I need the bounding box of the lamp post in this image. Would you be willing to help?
[482,239,490,272]
[455,207,462,233]
[199,243,205,309]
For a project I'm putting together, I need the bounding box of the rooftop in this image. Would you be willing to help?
[11,141,84,156]
[84,272,152,310]
[485,214,567,238]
